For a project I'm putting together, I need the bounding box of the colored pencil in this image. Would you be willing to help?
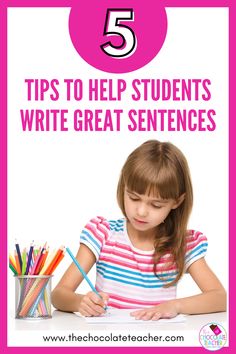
[39,249,55,274]
[14,251,21,275]
[43,246,64,275]
[30,247,42,275]
[21,248,27,275]
[66,247,107,309]
[9,262,18,275]
[15,241,22,272]
[11,242,65,318]
[37,248,48,274]
[9,254,17,269]
[50,249,65,274]
[25,242,34,275]
[34,243,47,274]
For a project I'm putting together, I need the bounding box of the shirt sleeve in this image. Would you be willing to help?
[185,230,208,271]
[79,216,110,260]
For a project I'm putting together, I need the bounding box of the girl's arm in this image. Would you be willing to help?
[131,258,226,320]
[51,244,108,314]
[175,257,226,314]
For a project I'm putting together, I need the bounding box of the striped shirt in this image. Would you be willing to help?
[80,216,208,309]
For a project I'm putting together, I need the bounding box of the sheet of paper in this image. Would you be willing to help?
[84,308,186,324]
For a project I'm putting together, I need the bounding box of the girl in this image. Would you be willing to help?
[52,140,226,320]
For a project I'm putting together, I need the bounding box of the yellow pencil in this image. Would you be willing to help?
[9,254,17,269]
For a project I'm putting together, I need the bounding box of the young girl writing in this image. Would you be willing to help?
[52,140,226,320]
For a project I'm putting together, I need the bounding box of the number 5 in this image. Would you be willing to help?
[101,9,137,58]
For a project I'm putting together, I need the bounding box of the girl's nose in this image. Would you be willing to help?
[137,203,148,217]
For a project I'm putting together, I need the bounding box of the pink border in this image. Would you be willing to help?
[0,0,235,352]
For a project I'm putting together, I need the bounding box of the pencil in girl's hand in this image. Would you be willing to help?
[66,247,96,291]
[66,247,107,310]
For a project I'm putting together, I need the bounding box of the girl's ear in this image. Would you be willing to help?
[172,193,185,209]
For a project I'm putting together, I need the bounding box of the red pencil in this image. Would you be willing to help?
[38,247,49,273]
[34,249,46,275]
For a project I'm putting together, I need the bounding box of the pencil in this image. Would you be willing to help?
[30,247,42,275]
[9,254,17,269]
[39,249,56,275]
[9,262,18,275]
[21,248,27,275]
[43,246,64,275]
[15,241,22,272]
[14,251,21,275]
[50,250,65,274]
[37,248,48,273]
[66,247,107,309]
[32,242,46,274]
[25,242,34,275]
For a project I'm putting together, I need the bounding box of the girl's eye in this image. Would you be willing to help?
[152,204,162,209]
[129,195,139,201]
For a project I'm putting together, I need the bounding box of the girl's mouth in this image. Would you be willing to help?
[134,218,148,224]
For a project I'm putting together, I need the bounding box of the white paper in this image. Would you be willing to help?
[84,308,186,324]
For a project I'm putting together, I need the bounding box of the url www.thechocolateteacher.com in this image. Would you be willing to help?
[42,332,185,343]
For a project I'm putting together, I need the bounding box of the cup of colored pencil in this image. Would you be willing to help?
[9,241,65,319]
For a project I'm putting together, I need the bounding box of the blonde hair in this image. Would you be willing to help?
[117,140,193,286]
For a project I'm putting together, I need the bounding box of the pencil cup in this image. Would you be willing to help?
[15,275,52,319]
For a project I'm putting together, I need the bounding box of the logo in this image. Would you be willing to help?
[199,322,227,351]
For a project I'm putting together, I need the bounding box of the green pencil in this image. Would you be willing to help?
[21,248,27,275]
[9,263,18,275]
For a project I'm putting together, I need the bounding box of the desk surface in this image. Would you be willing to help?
[12,309,227,332]
[8,310,228,347]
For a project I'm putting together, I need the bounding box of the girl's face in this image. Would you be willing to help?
[124,188,182,232]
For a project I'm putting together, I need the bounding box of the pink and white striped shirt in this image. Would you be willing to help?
[80,216,208,309]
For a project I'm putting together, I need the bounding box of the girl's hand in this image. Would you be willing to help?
[78,291,109,317]
[130,301,178,321]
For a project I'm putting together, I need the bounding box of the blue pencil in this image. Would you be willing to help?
[66,247,107,309]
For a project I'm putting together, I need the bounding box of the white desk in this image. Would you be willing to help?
[8,309,228,347]
[12,309,227,332]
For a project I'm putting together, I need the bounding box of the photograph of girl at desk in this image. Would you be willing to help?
[51,140,226,322]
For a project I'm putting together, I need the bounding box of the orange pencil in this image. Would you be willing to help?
[39,249,56,275]
[43,247,64,275]
[50,250,65,274]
